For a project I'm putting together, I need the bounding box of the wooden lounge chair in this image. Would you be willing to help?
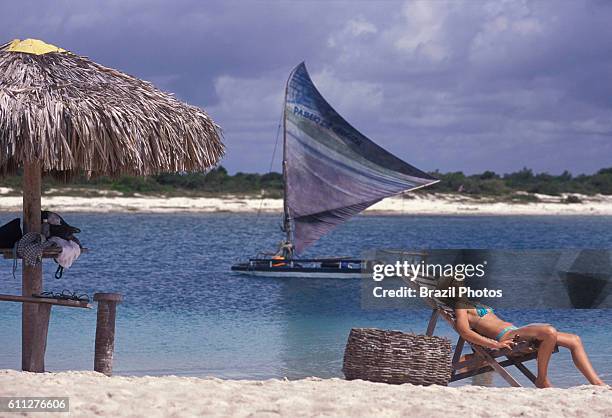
[408,273,558,387]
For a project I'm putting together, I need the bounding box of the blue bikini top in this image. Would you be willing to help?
[474,303,493,317]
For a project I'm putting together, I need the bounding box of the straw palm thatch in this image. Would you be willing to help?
[0,39,224,177]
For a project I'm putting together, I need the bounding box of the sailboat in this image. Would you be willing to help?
[231,63,439,278]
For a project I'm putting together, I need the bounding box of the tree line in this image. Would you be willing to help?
[428,167,612,196]
[1,166,611,197]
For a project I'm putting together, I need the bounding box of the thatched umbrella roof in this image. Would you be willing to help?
[0,38,224,177]
[0,39,225,373]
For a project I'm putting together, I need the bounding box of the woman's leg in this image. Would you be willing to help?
[556,332,605,385]
[508,325,558,388]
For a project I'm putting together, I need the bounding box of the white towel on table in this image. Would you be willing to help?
[49,236,81,269]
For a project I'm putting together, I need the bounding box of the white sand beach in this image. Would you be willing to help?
[1,188,611,215]
[1,370,610,418]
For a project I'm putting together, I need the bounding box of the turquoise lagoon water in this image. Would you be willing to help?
[0,213,610,387]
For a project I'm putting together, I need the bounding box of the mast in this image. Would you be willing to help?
[282,66,292,249]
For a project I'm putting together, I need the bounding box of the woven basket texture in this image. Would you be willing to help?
[343,328,452,386]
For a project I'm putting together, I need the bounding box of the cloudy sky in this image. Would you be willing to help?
[3,0,611,174]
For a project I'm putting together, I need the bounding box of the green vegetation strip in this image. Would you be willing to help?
[1,167,611,200]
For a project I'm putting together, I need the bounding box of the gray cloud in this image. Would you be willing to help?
[2,0,610,174]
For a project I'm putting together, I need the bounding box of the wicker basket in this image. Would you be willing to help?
[342,328,452,386]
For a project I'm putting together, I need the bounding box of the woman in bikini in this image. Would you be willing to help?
[454,302,606,388]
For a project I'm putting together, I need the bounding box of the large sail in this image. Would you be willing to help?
[284,63,438,254]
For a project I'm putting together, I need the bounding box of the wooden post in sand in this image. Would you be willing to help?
[94,293,123,376]
[21,161,49,372]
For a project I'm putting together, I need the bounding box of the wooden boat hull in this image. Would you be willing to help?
[231,258,366,279]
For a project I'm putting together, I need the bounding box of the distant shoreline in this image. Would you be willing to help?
[1,189,611,215]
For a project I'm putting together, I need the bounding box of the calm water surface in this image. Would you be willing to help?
[0,213,611,387]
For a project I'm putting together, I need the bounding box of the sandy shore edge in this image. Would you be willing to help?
[1,370,610,418]
[1,192,612,215]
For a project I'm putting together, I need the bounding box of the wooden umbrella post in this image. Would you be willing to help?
[22,161,49,372]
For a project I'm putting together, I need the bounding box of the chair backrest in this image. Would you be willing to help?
[403,273,458,325]
[378,250,459,327]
